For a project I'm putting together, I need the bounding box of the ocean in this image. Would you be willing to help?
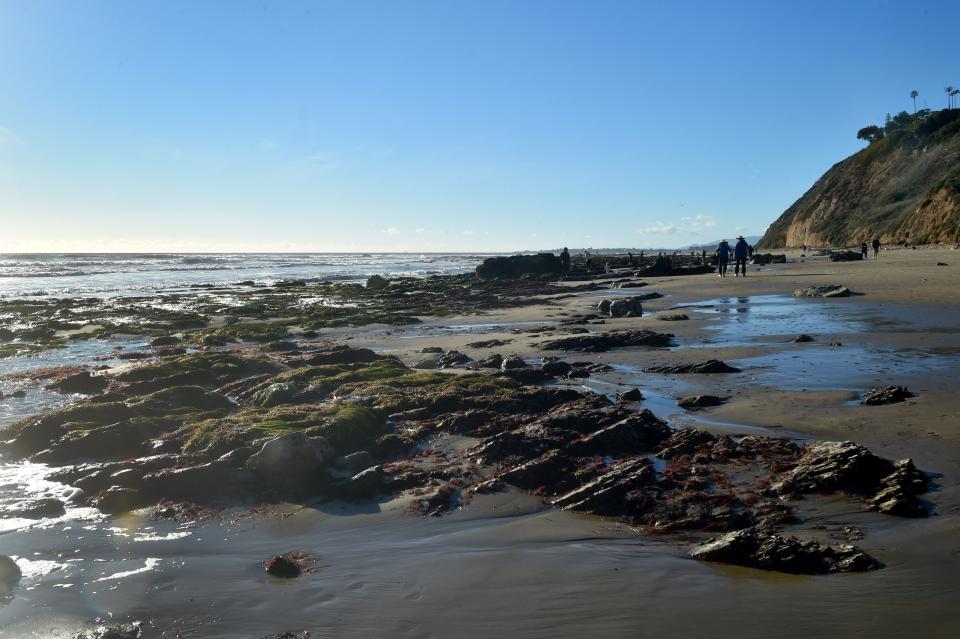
[0,253,492,298]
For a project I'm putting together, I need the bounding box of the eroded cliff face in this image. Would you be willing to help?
[758,110,960,248]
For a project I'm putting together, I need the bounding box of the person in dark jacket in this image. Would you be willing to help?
[860,241,868,260]
[715,240,731,277]
[872,238,880,258]
[734,236,751,276]
[559,247,571,278]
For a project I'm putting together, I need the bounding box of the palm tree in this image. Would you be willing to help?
[953,89,960,110]
[947,86,956,109]
[911,90,919,113]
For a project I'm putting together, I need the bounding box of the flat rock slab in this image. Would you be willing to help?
[677,395,727,410]
[794,284,850,298]
[540,330,673,352]
[646,359,741,374]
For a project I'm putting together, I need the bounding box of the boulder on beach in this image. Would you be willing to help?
[861,386,914,405]
[751,253,787,265]
[616,388,644,403]
[829,250,863,262]
[690,527,879,574]
[0,555,22,594]
[500,355,527,370]
[794,284,851,298]
[437,350,473,368]
[793,334,814,342]
[264,553,303,578]
[475,253,562,279]
[245,432,331,491]
[608,297,644,318]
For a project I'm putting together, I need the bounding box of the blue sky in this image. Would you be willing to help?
[1,0,958,252]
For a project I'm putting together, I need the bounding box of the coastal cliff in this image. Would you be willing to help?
[758,109,960,248]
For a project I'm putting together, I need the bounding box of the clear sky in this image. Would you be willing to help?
[1,0,958,253]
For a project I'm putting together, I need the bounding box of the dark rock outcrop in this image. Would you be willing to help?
[861,386,914,405]
[476,253,562,279]
[691,528,879,574]
[47,372,109,395]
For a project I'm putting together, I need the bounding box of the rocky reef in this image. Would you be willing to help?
[0,343,932,575]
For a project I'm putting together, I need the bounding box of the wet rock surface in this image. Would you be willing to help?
[1,345,936,575]
[861,386,914,405]
[71,623,142,639]
[540,330,673,352]
[646,360,741,374]
[691,528,879,574]
[677,395,727,410]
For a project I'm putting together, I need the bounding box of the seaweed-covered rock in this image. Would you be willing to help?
[540,330,673,352]
[252,382,299,408]
[47,372,109,395]
[646,360,741,374]
[794,284,850,298]
[304,346,381,366]
[245,432,331,491]
[366,274,389,290]
[691,528,879,574]
[860,386,914,405]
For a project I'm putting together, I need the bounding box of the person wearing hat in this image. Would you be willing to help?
[715,239,731,277]
[734,235,751,276]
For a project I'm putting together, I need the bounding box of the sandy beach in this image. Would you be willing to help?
[1,249,959,638]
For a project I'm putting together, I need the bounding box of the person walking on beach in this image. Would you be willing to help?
[872,238,880,258]
[715,239,731,277]
[560,247,571,278]
[733,236,751,276]
[860,241,868,260]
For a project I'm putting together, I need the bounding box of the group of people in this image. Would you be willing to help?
[861,238,881,259]
[714,235,752,277]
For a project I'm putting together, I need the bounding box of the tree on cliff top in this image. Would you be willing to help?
[911,90,919,113]
[857,125,884,143]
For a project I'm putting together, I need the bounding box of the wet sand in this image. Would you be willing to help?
[3,248,960,638]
